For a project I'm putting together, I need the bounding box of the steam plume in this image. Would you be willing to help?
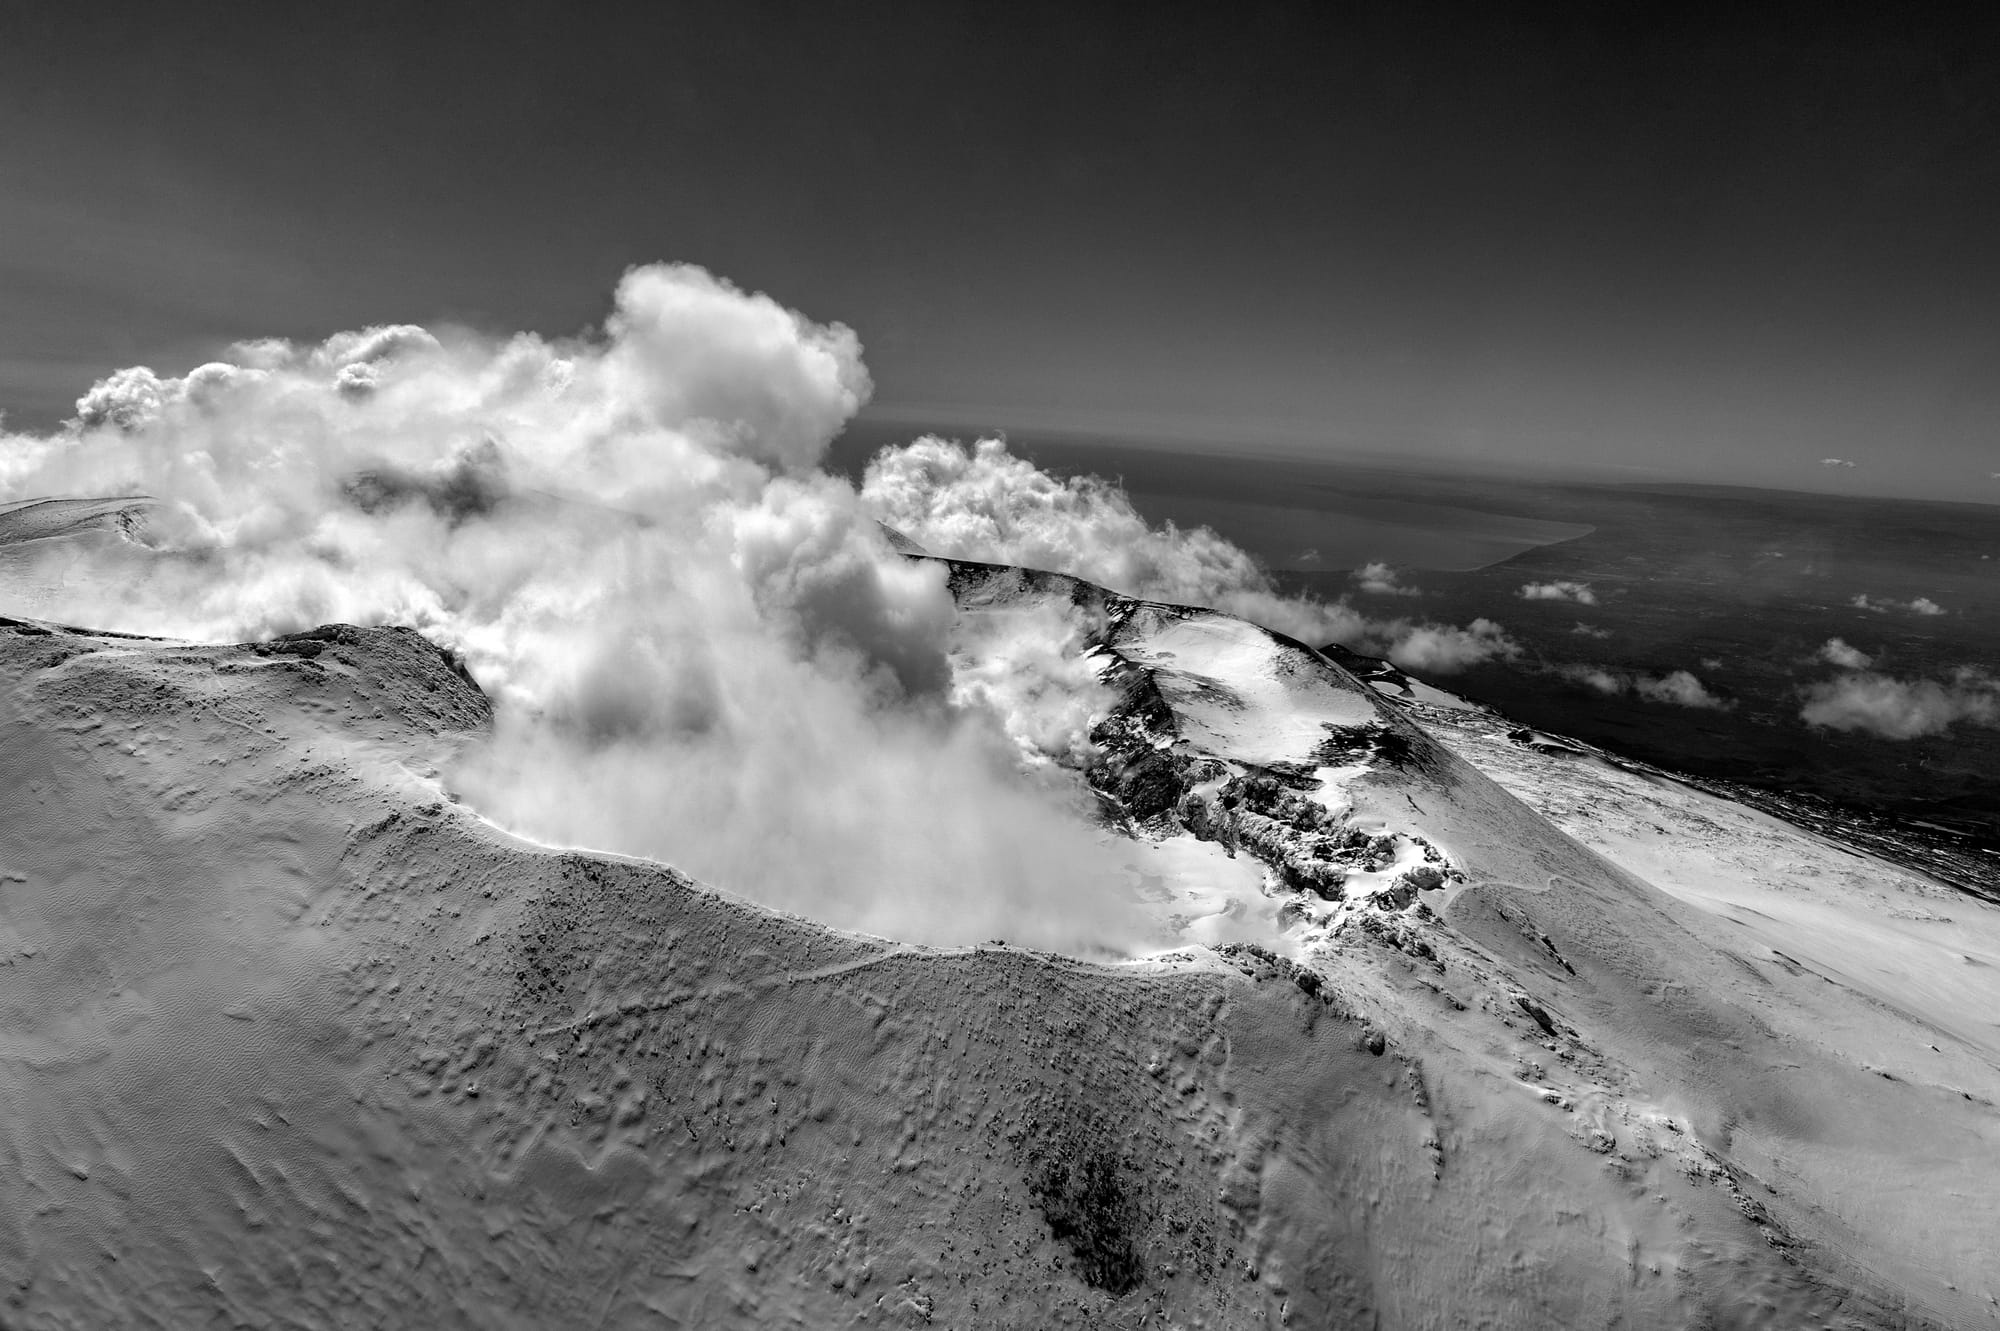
[0,265,1138,951]
[0,262,1539,948]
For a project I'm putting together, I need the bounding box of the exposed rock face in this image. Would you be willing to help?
[937,558,1466,944]
[922,557,1992,1329]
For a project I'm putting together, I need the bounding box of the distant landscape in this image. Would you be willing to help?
[838,423,2000,860]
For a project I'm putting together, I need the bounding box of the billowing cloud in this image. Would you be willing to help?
[1820,457,1857,468]
[1353,561,1420,596]
[859,437,1525,675]
[861,436,1371,648]
[1519,580,1598,606]
[3,264,1558,946]
[1818,637,1873,669]
[0,263,1151,953]
[1556,664,1731,709]
[1801,669,2000,740]
[1852,593,1946,616]
[73,366,174,431]
[601,265,870,471]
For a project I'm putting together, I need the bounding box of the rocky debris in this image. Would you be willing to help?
[1055,610,1481,998]
[1314,643,1413,695]
[1212,942,1349,1009]
[1372,877,1418,912]
[1021,1120,1146,1294]
[1400,863,1446,894]
[1513,993,1558,1036]
[1312,722,1418,769]
[1091,742,1189,822]
[936,561,1468,972]
[1505,727,1592,758]
[1341,911,1441,969]
[1084,655,1191,824]
[1090,710,1442,918]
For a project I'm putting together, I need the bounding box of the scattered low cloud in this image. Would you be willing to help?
[1560,665,1624,695]
[1570,622,1612,639]
[1519,580,1598,606]
[1818,637,1873,669]
[1801,669,2000,740]
[1556,664,1731,710]
[1700,657,1724,671]
[1353,561,1420,596]
[1634,670,1729,709]
[1380,618,1520,673]
[1820,457,1857,468]
[1851,593,1945,616]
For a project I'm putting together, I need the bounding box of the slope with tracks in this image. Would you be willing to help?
[0,542,1986,1324]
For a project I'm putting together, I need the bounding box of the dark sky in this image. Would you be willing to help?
[4,3,1998,498]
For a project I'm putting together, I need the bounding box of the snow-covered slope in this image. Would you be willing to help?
[1,540,1993,1325]
[940,557,2000,1327]
[0,496,155,624]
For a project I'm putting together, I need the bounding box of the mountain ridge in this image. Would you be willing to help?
[0,542,1993,1325]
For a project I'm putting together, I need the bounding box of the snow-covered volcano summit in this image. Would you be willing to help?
[931,552,2000,1328]
[2,507,1997,1326]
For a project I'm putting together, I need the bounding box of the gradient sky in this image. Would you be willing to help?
[3,4,1997,499]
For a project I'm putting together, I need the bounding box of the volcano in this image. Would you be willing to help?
[4,495,1996,1329]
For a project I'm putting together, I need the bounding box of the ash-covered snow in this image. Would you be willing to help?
[4,526,1998,1326]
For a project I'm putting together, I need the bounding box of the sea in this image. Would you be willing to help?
[834,421,2000,893]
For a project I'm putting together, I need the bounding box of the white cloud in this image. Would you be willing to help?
[1352,561,1420,596]
[1801,669,2000,740]
[1519,580,1598,606]
[1570,622,1612,639]
[860,437,1527,675]
[1820,457,1857,468]
[1557,664,1624,695]
[1633,670,1729,709]
[0,262,1150,953]
[1381,617,1520,673]
[603,265,870,471]
[1818,637,1873,669]
[1557,663,1730,709]
[1355,562,1418,596]
[1852,593,1946,616]
[72,366,173,431]
[0,261,1580,947]
[861,435,1371,648]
